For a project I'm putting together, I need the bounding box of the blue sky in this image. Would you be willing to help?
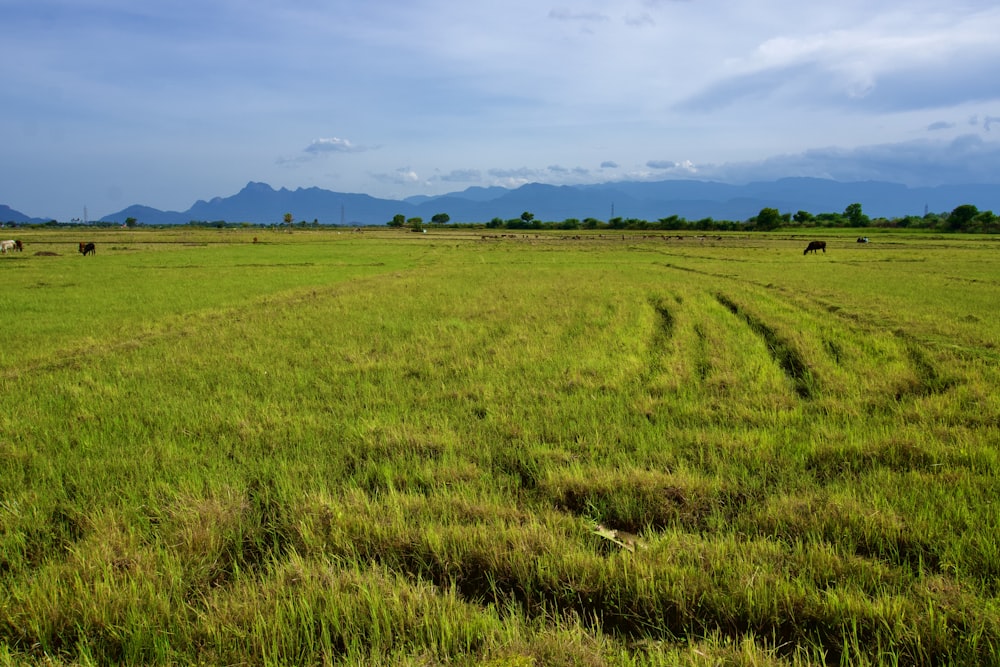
[3,0,1000,220]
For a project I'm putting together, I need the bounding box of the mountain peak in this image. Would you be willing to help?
[241,181,275,193]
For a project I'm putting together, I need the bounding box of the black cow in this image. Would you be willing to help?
[803,240,826,255]
[79,242,96,256]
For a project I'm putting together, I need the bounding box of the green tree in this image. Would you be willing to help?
[283,212,293,233]
[125,217,138,228]
[947,204,978,232]
[844,202,870,227]
[793,210,814,224]
[975,210,999,233]
[754,207,782,231]
[657,215,683,230]
[520,211,534,224]
[431,212,450,225]
[407,217,424,232]
[387,214,406,228]
[815,212,845,227]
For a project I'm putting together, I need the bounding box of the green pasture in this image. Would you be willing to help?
[1,228,998,665]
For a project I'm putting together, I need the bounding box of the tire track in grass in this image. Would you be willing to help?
[898,335,956,398]
[642,295,679,388]
[815,300,957,399]
[651,298,675,339]
[644,292,721,398]
[693,324,710,381]
[714,293,817,399]
[785,296,962,409]
[822,338,843,365]
[660,261,961,404]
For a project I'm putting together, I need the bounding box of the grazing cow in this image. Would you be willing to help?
[14,240,22,251]
[0,240,15,254]
[803,240,826,255]
[857,237,869,243]
[79,242,96,256]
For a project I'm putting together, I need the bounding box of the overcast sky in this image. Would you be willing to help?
[3,0,1000,220]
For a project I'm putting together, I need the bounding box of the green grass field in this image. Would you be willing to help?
[1,228,998,665]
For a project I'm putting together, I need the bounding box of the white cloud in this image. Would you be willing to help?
[486,167,544,189]
[676,6,1000,113]
[304,137,369,154]
[437,169,482,183]
[645,160,698,176]
[488,167,544,180]
[371,167,422,185]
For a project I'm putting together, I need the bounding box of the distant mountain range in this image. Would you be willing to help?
[0,204,49,225]
[4,178,1000,226]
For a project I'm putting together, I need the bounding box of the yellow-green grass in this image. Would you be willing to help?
[1,229,997,665]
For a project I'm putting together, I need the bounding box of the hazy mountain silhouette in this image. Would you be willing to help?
[8,177,998,225]
[0,205,49,224]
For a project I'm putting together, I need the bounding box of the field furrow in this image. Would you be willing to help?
[714,292,816,399]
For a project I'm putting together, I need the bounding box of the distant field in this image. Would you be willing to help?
[1,228,998,665]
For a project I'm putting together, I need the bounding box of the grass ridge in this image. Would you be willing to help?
[714,292,817,399]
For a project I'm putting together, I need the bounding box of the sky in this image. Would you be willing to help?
[3,0,1000,221]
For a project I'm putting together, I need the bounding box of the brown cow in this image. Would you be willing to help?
[803,240,826,255]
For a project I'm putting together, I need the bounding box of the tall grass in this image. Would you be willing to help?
[1,229,998,665]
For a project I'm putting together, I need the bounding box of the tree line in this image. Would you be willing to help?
[8,202,996,232]
[387,203,1000,233]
